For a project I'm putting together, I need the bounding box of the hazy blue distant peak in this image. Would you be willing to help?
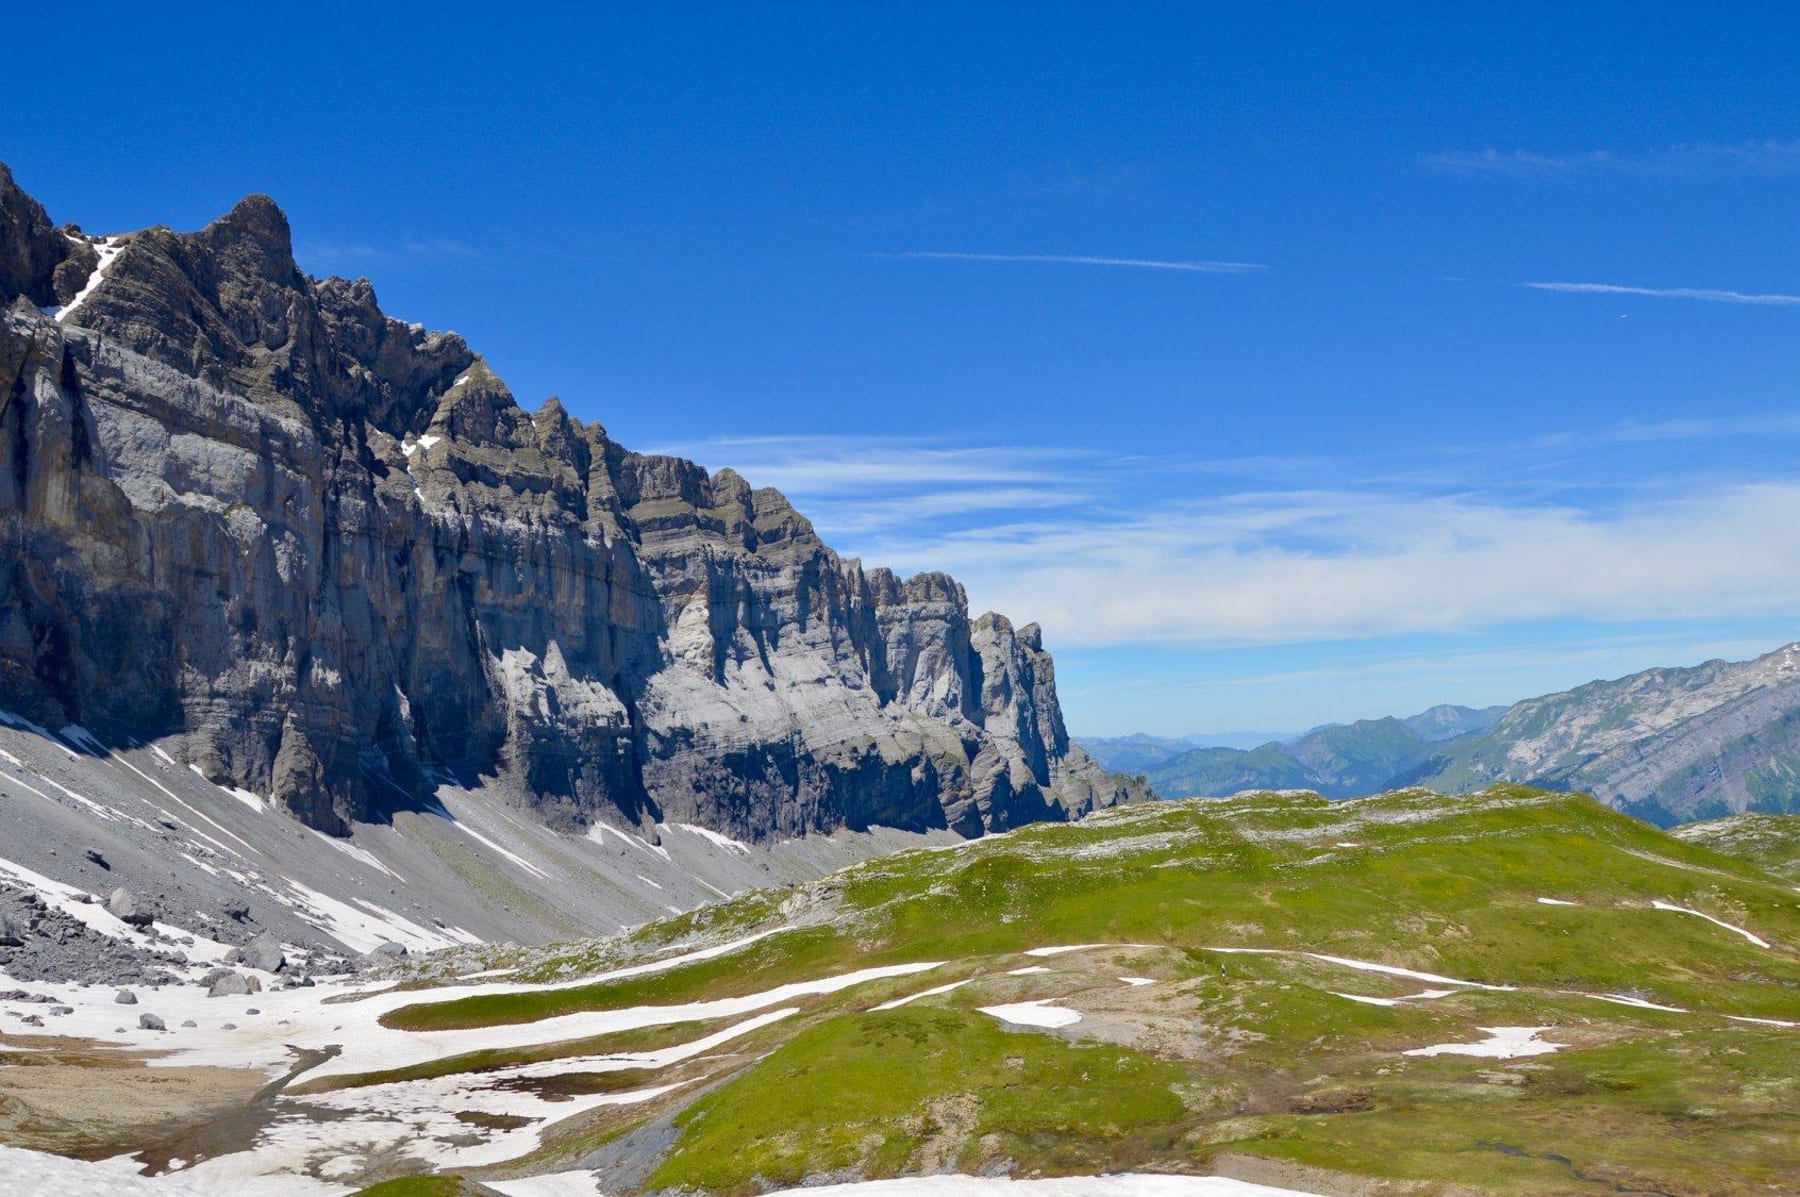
[1401,704,1510,742]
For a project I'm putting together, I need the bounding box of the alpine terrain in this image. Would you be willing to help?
[0,161,1145,966]
[1113,644,1800,824]
[0,786,1792,1195]
[2,153,1798,1197]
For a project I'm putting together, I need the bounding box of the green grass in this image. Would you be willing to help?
[648,1007,1191,1194]
[346,787,1798,1194]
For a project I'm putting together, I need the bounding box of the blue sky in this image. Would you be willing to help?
[9,3,1800,734]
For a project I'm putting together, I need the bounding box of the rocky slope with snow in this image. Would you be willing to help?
[1410,641,1800,824]
[0,161,1140,860]
[1120,646,1800,823]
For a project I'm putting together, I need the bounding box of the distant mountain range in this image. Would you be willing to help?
[1078,705,1505,774]
[1080,643,1800,825]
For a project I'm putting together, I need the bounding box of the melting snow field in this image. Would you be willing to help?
[1403,1026,1564,1059]
[1023,944,1114,957]
[978,999,1083,1029]
[0,1146,209,1196]
[46,235,126,323]
[0,931,944,1194]
[1650,900,1771,949]
[871,979,973,1011]
[1332,987,1456,1007]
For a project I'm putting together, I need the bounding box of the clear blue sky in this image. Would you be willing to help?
[10,3,1800,734]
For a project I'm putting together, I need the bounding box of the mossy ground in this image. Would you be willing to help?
[362,788,1797,1194]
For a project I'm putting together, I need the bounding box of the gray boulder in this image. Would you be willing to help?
[207,972,252,998]
[137,1013,165,1031]
[114,988,137,1005]
[0,912,24,948]
[369,940,409,960]
[107,889,154,929]
[242,932,285,974]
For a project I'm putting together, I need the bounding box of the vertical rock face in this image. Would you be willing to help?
[0,166,1146,842]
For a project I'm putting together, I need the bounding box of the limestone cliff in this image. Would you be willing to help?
[0,164,1145,841]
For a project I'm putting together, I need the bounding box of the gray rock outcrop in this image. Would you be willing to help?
[242,932,284,973]
[0,162,1146,847]
[207,972,254,997]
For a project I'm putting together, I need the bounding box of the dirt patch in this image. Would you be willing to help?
[457,1110,537,1131]
[909,1092,980,1172]
[1288,1087,1374,1114]
[0,1059,266,1157]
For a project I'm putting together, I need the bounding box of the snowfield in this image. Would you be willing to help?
[1403,1026,1564,1059]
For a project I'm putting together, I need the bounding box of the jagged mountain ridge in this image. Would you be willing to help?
[0,162,1143,846]
[1079,705,1504,783]
[1120,646,1800,824]
[1414,641,1800,824]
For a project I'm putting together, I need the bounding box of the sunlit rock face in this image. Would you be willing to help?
[0,165,1146,839]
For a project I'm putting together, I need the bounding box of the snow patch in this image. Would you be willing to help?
[672,821,754,854]
[1205,947,1513,992]
[871,979,973,1011]
[307,829,402,880]
[1119,976,1157,987]
[1024,944,1112,958]
[1006,965,1051,976]
[587,821,671,861]
[1650,900,1770,949]
[1404,1026,1563,1058]
[1726,1014,1798,1028]
[276,880,475,954]
[978,999,1082,1029]
[1587,993,1687,1013]
[1332,987,1457,1007]
[0,1145,210,1196]
[47,236,126,324]
[1536,897,1578,906]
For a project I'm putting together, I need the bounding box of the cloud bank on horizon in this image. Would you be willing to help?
[656,419,1800,653]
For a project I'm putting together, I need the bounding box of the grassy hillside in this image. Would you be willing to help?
[341,785,1800,1196]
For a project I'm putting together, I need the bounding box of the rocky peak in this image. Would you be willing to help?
[0,163,71,308]
[198,194,297,287]
[0,161,1146,843]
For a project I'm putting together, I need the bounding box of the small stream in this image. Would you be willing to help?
[131,1042,347,1174]
[1478,1140,1675,1195]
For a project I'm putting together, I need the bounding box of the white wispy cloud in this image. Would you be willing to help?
[296,236,486,274]
[1525,281,1800,306]
[852,483,1800,649]
[642,436,1094,496]
[656,428,1800,654]
[879,251,1266,273]
[1425,139,1800,179]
